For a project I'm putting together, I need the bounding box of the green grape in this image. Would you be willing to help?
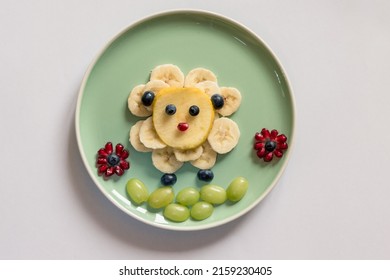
[148,187,174,209]
[200,184,227,205]
[163,203,190,222]
[191,201,214,220]
[226,177,249,202]
[126,178,149,205]
[176,187,200,206]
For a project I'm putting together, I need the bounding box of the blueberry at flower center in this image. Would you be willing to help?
[265,140,276,152]
[107,153,120,166]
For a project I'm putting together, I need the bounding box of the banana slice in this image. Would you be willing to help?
[184,68,217,87]
[217,87,242,116]
[173,145,203,162]
[207,117,240,154]
[152,147,184,173]
[190,141,217,169]
[129,120,153,152]
[139,117,166,149]
[144,80,170,93]
[128,84,151,117]
[150,64,185,88]
[143,80,170,111]
[195,81,220,97]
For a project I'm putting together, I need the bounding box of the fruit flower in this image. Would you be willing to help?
[128,64,242,174]
[254,128,288,162]
[96,142,130,177]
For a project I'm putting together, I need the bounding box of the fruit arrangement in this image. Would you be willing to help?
[96,142,130,177]
[128,64,242,179]
[92,64,290,226]
[254,129,288,162]
[126,176,249,223]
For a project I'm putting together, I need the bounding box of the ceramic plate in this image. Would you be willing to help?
[75,10,295,231]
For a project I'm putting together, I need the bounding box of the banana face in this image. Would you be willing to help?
[152,87,215,150]
[127,65,242,173]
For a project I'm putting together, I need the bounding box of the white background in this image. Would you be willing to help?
[1,0,389,259]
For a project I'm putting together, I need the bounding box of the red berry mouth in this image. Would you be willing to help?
[177,122,189,131]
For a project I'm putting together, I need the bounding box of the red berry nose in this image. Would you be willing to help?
[177,122,189,131]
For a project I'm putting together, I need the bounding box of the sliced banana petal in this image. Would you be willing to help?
[129,120,153,152]
[207,117,240,154]
[128,84,151,117]
[195,81,220,97]
[184,68,217,87]
[217,87,242,116]
[143,80,170,111]
[139,117,166,149]
[190,141,217,169]
[152,147,184,173]
[173,145,203,162]
[150,64,184,88]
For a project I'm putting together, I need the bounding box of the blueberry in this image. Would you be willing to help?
[161,173,177,186]
[265,141,276,152]
[107,153,120,166]
[141,91,155,106]
[189,105,200,116]
[165,104,176,115]
[211,94,224,109]
[197,169,214,182]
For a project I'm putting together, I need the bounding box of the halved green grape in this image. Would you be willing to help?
[200,184,227,205]
[148,187,174,209]
[176,187,200,206]
[191,201,214,220]
[163,203,190,222]
[126,178,149,205]
[226,176,249,202]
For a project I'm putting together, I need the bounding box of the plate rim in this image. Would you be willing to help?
[75,9,296,231]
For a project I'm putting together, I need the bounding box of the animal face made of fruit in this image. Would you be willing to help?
[128,64,242,181]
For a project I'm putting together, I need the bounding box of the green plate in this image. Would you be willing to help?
[75,10,295,231]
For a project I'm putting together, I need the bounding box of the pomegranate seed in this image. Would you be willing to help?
[255,132,264,141]
[120,160,130,170]
[115,144,124,155]
[261,128,270,139]
[105,166,114,177]
[105,142,113,154]
[98,148,108,157]
[276,134,287,143]
[177,122,189,131]
[278,142,288,150]
[119,149,129,160]
[264,152,273,162]
[254,142,264,150]
[97,157,107,164]
[257,147,266,158]
[98,165,108,173]
[270,129,279,139]
[274,149,283,158]
[114,166,124,176]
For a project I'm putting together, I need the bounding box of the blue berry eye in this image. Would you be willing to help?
[165,104,176,115]
[141,91,155,106]
[189,105,200,116]
[211,94,224,109]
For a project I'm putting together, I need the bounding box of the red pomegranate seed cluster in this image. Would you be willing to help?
[96,142,130,177]
[254,128,288,162]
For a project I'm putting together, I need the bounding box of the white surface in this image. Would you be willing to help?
[1,0,389,259]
